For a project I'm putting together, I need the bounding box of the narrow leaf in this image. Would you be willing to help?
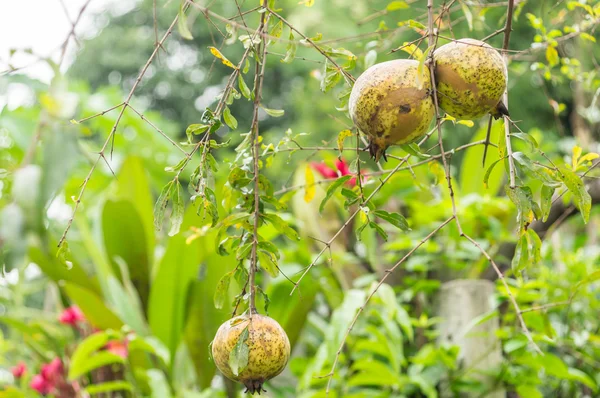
[208,46,238,69]
[168,181,184,236]
[228,327,249,376]
[263,213,299,240]
[304,165,316,203]
[178,6,193,40]
[214,271,234,309]
[373,210,410,231]
[320,175,352,213]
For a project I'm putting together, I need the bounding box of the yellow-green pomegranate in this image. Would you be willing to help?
[211,314,290,394]
[433,38,508,119]
[349,59,435,161]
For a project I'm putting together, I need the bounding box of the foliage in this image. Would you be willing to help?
[1,0,600,397]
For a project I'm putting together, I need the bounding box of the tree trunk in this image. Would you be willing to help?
[437,279,505,398]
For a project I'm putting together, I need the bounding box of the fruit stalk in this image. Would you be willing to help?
[249,8,269,315]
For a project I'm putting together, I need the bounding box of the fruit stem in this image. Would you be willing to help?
[248,7,269,316]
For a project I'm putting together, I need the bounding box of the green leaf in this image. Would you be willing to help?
[540,184,555,222]
[258,250,279,277]
[506,186,539,232]
[320,175,352,213]
[580,32,596,42]
[229,327,250,377]
[559,167,591,223]
[228,167,251,189]
[263,213,299,240]
[258,241,280,259]
[154,181,174,231]
[511,132,539,150]
[69,331,122,379]
[483,158,502,189]
[147,369,173,398]
[214,271,234,309]
[168,181,185,236]
[85,381,133,395]
[178,5,193,40]
[512,235,529,274]
[369,221,388,240]
[270,20,283,38]
[320,60,342,92]
[373,210,409,231]
[386,1,409,10]
[221,212,251,227]
[223,107,238,129]
[460,1,473,31]
[106,275,148,335]
[516,386,542,398]
[71,352,125,380]
[150,208,210,362]
[567,368,597,391]
[543,353,569,377]
[102,199,151,308]
[63,283,123,330]
[281,30,297,64]
[364,50,377,69]
[238,75,252,99]
[401,143,430,159]
[165,157,187,173]
[526,229,542,265]
[184,252,235,388]
[262,107,284,117]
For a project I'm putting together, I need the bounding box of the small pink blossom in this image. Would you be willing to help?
[30,374,53,395]
[58,306,85,326]
[40,358,63,384]
[311,158,366,187]
[11,362,26,378]
[106,340,128,359]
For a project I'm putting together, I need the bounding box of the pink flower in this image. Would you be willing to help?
[312,162,338,179]
[30,374,53,395]
[40,358,63,384]
[106,340,128,359]
[11,362,26,378]
[311,158,365,187]
[58,306,85,326]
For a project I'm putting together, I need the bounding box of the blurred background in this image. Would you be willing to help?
[1,0,599,397]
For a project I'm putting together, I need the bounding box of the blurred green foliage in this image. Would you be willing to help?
[1,0,600,397]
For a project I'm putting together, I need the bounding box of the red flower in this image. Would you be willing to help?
[40,358,63,384]
[311,162,338,179]
[58,306,85,326]
[11,362,26,379]
[106,340,128,359]
[311,158,365,187]
[30,374,53,395]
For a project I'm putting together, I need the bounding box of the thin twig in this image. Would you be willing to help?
[248,9,269,315]
[58,5,188,248]
[290,125,439,294]
[324,217,454,394]
[462,234,543,355]
[127,105,189,155]
[266,6,356,85]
